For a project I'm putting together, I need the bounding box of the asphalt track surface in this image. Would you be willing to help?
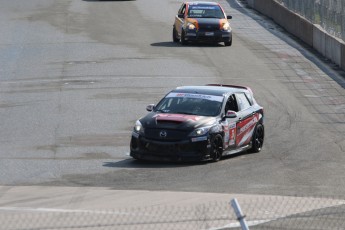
[0,0,345,226]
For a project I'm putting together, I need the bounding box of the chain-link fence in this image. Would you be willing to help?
[275,0,345,41]
[1,196,345,230]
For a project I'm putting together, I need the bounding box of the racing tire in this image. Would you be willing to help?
[250,123,264,153]
[173,27,179,43]
[224,40,232,47]
[210,134,223,162]
[130,153,144,161]
[180,30,187,45]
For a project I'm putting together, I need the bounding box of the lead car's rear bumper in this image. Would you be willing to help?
[130,134,211,162]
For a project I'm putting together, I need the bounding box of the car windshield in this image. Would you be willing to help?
[187,5,225,19]
[154,92,223,117]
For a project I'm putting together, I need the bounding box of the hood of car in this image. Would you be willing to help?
[141,113,217,130]
[186,18,228,30]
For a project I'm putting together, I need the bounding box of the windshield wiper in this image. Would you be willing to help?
[175,111,197,115]
[155,109,167,113]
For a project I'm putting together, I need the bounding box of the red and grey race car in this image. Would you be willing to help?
[173,1,232,46]
[130,84,264,162]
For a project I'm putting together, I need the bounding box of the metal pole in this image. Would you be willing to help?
[230,198,249,230]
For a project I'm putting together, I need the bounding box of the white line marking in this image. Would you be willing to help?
[304,95,321,98]
[0,206,145,216]
[234,0,245,8]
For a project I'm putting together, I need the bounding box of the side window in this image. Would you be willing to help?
[236,93,251,111]
[245,92,253,105]
[224,94,239,112]
[179,4,186,15]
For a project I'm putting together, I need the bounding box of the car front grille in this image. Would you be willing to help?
[140,139,207,156]
[144,128,189,141]
[198,24,219,32]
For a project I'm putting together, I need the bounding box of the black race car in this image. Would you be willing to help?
[130,84,264,162]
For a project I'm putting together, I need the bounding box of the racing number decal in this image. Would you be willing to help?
[228,122,236,146]
[223,123,229,148]
[222,122,236,148]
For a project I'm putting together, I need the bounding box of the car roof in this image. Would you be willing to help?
[185,2,220,6]
[172,85,250,97]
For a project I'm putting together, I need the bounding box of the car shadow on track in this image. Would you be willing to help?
[103,159,207,169]
[151,41,225,48]
[103,151,248,169]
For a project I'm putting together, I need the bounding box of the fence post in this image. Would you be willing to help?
[230,198,249,230]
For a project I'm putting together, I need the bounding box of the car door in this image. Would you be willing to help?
[175,3,186,36]
[235,92,258,147]
[221,94,239,150]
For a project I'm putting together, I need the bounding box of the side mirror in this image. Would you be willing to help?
[225,110,237,118]
[227,15,232,19]
[178,13,184,19]
[146,104,155,112]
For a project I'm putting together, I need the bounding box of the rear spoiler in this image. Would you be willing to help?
[206,84,253,94]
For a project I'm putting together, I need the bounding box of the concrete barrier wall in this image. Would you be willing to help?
[275,0,345,42]
[313,25,343,67]
[247,0,345,71]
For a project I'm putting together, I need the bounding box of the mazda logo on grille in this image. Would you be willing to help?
[159,130,167,138]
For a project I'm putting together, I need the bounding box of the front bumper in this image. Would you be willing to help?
[130,133,211,162]
[184,30,232,42]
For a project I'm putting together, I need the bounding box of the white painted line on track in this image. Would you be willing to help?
[304,95,321,98]
[234,0,245,8]
[0,206,148,216]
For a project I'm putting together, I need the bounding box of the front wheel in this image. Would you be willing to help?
[224,40,232,47]
[210,134,223,162]
[180,30,187,45]
[250,123,264,153]
[172,27,179,43]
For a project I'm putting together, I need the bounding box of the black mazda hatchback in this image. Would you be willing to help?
[130,84,264,162]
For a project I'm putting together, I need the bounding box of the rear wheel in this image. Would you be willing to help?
[172,27,179,43]
[250,123,264,153]
[210,134,223,162]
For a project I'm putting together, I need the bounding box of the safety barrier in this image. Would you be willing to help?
[246,0,345,71]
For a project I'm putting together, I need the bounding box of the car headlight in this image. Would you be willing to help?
[134,120,144,133]
[222,22,231,31]
[189,126,211,137]
[187,23,196,30]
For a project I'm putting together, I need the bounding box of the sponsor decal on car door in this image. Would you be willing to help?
[228,122,236,146]
[236,113,259,147]
[222,120,236,149]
